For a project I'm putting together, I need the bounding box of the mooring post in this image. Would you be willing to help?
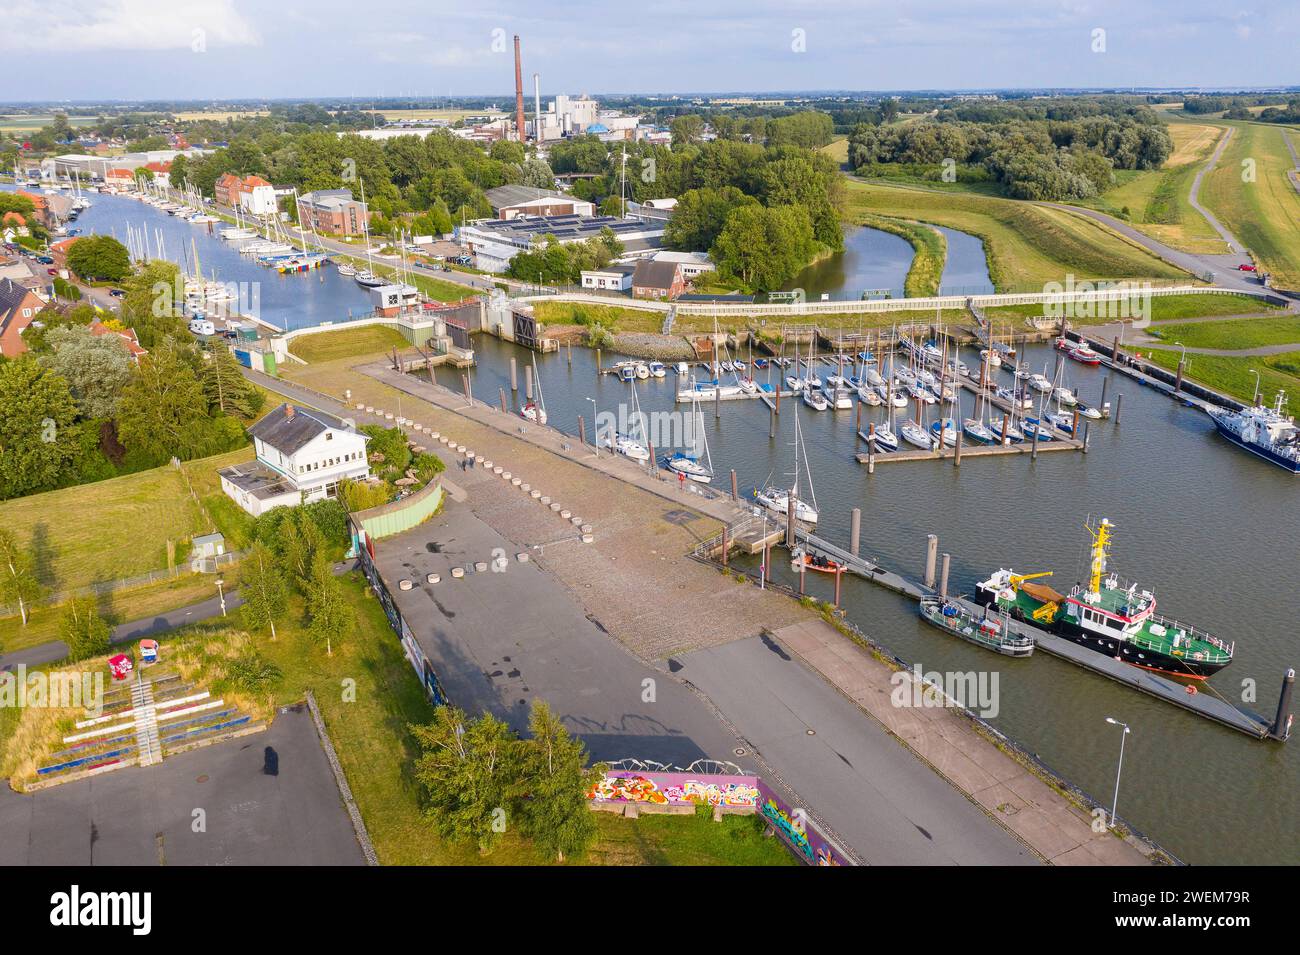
[1031,424,1040,460]
[578,415,587,446]
[461,374,472,406]
[769,404,776,439]
[567,342,572,367]
[1082,420,1090,453]
[524,364,533,401]
[1110,335,1121,377]
[730,469,738,501]
[785,492,797,550]
[1115,393,1124,425]
[850,507,861,557]
[1099,375,1110,417]
[924,534,938,589]
[510,356,518,392]
[1270,668,1295,740]
[1175,358,1185,395]
[595,348,602,375]
[721,526,729,570]
[715,380,721,419]
[499,387,507,413]
[939,553,950,600]
[953,428,963,467]
[1000,414,1010,446]
[834,566,843,608]
[799,560,806,596]
[647,439,656,471]
[761,540,770,588]
[1072,407,1080,437]
[855,398,861,435]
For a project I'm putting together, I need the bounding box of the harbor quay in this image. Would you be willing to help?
[240,359,1165,865]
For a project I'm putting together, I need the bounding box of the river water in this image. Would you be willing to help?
[440,336,1298,865]
[57,191,1299,863]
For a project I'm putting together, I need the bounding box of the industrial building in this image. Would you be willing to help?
[457,214,665,273]
[483,185,595,220]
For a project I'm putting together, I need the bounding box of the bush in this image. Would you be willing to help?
[411,452,444,483]
[339,478,392,512]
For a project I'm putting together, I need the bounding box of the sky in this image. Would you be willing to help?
[2,0,1297,102]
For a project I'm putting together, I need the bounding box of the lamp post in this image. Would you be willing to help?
[585,397,598,456]
[1104,717,1131,828]
[215,577,227,618]
[1249,368,1261,406]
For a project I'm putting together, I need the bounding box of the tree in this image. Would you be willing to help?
[512,700,601,862]
[305,553,350,656]
[0,357,82,499]
[115,339,218,463]
[0,529,44,626]
[201,345,261,418]
[518,158,555,189]
[43,325,134,420]
[670,114,705,146]
[62,595,111,661]
[410,706,520,853]
[65,235,132,283]
[711,203,815,292]
[239,542,288,641]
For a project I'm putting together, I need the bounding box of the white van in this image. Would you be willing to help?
[189,318,216,336]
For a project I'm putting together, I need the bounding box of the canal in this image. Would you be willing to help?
[440,334,1298,865]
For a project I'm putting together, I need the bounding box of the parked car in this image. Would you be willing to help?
[46,268,58,275]
[108,288,126,297]
[36,255,54,264]
[454,254,472,266]
[1238,263,1257,272]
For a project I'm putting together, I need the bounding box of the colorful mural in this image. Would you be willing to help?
[588,771,761,808]
[755,779,849,866]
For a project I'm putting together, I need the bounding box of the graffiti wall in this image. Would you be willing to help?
[588,770,852,866]
[589,771,761,809]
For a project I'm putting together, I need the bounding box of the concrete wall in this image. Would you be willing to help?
[352,479,445,540]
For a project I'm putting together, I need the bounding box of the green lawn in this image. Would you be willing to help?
[1148,315,1300,351]
[589,809,798,866]
[1146,349,1300,406]
[1199,122,1300,290]
[532,301,665,335]
[289,324,410,363]
[0,446,252,595]
[843,180,1190,291]
[984,293,1280,327]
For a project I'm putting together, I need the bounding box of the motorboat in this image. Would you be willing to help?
[1053,386,1078,407]
[648,361,666,379]
[1029,374,1053,393]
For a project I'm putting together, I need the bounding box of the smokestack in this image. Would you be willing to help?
[533,73,541,143]
[513,35,526,144]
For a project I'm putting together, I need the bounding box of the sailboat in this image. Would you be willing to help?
[667,395,714,482]
[520,355,548,424]
[603,378,651,462]
[755,406,819,524]
[962,348,997,444]
[353,179,386,288]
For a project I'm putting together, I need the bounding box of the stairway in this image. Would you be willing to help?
[131,675,161,768]
[661,304,677,335]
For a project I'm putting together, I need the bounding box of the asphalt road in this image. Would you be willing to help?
[0,591,242,673]
[673,636,1039,865]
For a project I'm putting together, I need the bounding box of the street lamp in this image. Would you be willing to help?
[215,577,227,617]
[1249,368,1261,406]
[585,397,598,456]
[1174,341,1187,365]
[1104,717,1131,828]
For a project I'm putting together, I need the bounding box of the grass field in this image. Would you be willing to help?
[289,324,410,363]
[820,136,849,166]
[355,108,501,122]
[983,292,1281,327]
[843,180,1190,290]
[1198,122,1300,290]
[1078,123,1229,254]
[0,447,252,595]
[532,301,665,335]
[1146,349,1300,406]
[1147,314,1300,350]
[172,110,269,122]
[0,114,98,133]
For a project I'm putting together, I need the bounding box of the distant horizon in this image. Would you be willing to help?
[3,1,1299,102]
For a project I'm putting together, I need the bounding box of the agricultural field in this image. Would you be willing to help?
[0,446,252,596]
[172,109,270,122]
[843,180,1190,290]
[1078,123,1229,254]
[355,108,502,122]
[0,113,99,133]
[1198,122,1300,291]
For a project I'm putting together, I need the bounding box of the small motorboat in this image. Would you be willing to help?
[858,387,882,406]
[1076,403,1103,420]
[918,597,1034,657]
[674,362,689,375]
[720,360,735,373]
[1053,386,1078,406]
[754,358,769,369]
[620,366,636,382]
[738,377,758,395]
[648,361,666,378]
[792,549,843,575]
[635,364,650,380]
[830,384,854,410]
[335,263,357,276]
[785,375,805,392]
[604,433,650,462]
[980,348,1002,368]
[1029,374,1053,393]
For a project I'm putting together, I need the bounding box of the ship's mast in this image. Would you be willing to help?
[1087,518,1113,597]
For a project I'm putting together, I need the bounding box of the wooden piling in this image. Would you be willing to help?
[1031,424,1040,460]
[850,507,861,557]
[499,387,507,413]
[1115,393,1124,425]
[730,469,738,501]
[953,428,963,467]
[769,404,776,439]
[939,553,950,600]
[924,534,938,589]
[510,357,518,392]
[578,415,587,446]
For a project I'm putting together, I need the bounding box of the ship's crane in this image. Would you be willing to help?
[1008,571,1053,590]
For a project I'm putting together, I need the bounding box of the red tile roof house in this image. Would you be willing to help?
[631,260,686,300]
[89,319,148,363]
[0,278,46,357]
[14,191,53,229]
[214,172,243,208]
[144,161,172,185]
[103,168,135,191]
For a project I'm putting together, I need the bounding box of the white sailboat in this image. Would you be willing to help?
[755,406,819,524]
[603,378,651,462]
[520,354,548,424]
[667,395,713,482]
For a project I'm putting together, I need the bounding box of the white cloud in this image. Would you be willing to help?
[0,0,261,52]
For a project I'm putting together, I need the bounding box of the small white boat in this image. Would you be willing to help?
[1077,403,1103,420]
[755,487,819,524]
[648,361,666,379]
[886,390,908,409]
[858,387,882,407]
[635,364,650,380]
[802,389,829,411]
[865,425,899,452]
[996,386,1035,410]
[667,453,712,483]
[907,382,938,405]
[980,348,1002,368]
[864,368,885,388]
[738,377,758,395]
[1053,386,1077,407]
[335,263,357,276]
[674,361,689,375]
[830,384,854,410]
[962,419,996,444]
[785,375,805,393]
[930,418,959,447]
[604,433,650,462]
[720,360,735,373]
[1029,374,1053,393]
[901,422,937,449]
[1023,419,1055,441]
[520,401,547,425]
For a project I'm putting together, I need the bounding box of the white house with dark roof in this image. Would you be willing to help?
[219,403,370,516]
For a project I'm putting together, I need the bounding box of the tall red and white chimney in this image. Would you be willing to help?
[513,35,526,143]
